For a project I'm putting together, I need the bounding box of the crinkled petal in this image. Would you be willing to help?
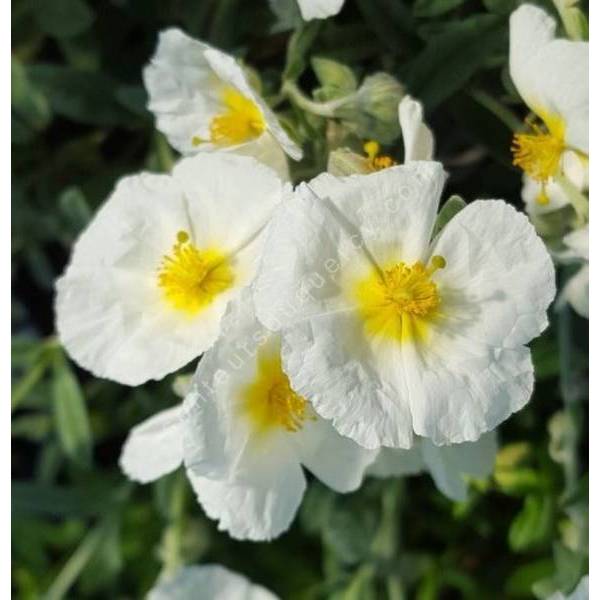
[431,200,555,348]
[147,565,278,600]
[282,311,415,449]
[421,432,497,501]
[144,28,222,154]
[398,96,435,162]
[119,406,183,484]
[296,0,345,20]
[293,417,377,492]
[510,4,588,152]
[186,465,306,542]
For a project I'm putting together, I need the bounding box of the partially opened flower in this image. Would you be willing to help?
[144,29,302,178]
[369,433,497,502]
[557,225,589,318]
[328,94,433,176]
[254,162,555,449]
[181,290,376,540]
[295,0,345,20]
[147,565,278,600]
[56,154,289,386]
[510,4,588,207]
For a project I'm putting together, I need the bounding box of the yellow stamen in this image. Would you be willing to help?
[208,87,265,146]
[512,116,565,192]
[241,346,311,434]
[363,140,397,171]
[157,230,234,316]
[354,256,446,343]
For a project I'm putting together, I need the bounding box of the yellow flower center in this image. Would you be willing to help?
[241,347,311,434]
[157,230,234,316]
[363,140,397,171]
[354,256,446,343]
[512,115,565,205]
[191,87,265,147]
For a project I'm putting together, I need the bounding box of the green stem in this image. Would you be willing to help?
[469,89,523,132]
[160,472,188,578]
[282,80,343,118]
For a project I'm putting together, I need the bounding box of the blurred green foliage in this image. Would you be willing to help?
[12,0,588,598]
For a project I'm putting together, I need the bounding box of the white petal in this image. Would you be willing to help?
[203,48,302,161]
[407,341,534,445]
[398,96,435,162]
[296,0,345,20]
[559,264,589,318]
[563,225,589,261]
[231,133,290,181]
[147,565,278,600]
[431,200,555,348]
[254,162,446,330]
[119,406,183,484]
[548,575,589,600]
[368,442,425,478]
[421,432,497,501]
[510,4,588,152]
[293,417,377,492]
[282,312,415,450]
[143,28,221,154]
[187,464,305,541]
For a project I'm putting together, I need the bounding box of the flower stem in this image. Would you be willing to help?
[282,80,342,118]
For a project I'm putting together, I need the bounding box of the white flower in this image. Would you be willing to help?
[296,0,345,20]
[181,290,376,541]
[548,576,589,600]
[369,433,497,502]
[557,225,589,318]
[56,154,289,386]
[144,28,302,179]
[509,4,588,207]
[253,161,555,449]
[147,565,278,600]
[398,95,434,163]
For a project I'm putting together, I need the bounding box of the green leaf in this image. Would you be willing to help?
[432,195,466,237]
[283,21,322,82]
[11,57,52,135]
[509,495,555,552]
[505,559,555,597]
[268,0,303,33]
[51,354,93,469]
[414,0,467,18]
[403,15,506,109]
[29,64,131,127]
[32,0,94,39]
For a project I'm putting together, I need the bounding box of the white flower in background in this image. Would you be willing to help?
[144,28,302,179]
[181,290,376,540]
[509,4,588,207]
[548,576,589,600]
[147,565,278,600]
[398,95,434,163]
[56,154,289,386]
[557,225,589,318]
[254,162,555,449]
[369,433,497,502]
[296,0,345,21]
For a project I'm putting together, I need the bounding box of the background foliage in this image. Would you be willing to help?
[12,0,588,598]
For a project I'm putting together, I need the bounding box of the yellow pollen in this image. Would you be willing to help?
[354,256,446,343]
[512,117,565,187]
[241,347,311,434]
[363,140,397,171]
[208,87,265,146]
[157,230,234,316]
